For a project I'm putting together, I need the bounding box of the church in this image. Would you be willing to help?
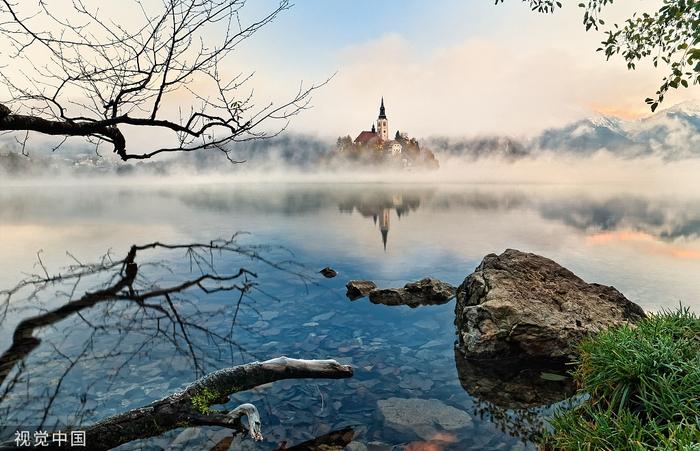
[353,98,404,156]
[333,97,438,172]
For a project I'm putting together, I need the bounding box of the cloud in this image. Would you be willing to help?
[277,1,696,138]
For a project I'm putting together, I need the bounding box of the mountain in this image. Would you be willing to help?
[536,116,633,154]
[423,100,700,162]
[534,100,700,160]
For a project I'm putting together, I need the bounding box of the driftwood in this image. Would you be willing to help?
[7,357,351,451]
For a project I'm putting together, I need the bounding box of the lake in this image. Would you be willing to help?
[1,181,699,450]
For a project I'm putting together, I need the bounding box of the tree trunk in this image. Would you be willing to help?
[0,103,126,156]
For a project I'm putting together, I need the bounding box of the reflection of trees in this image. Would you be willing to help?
[6,186,700,244]
[337,192,421,219]
[539,196,700,240]
[338,191,421,251]
[454,348,577,443]
[175,186,426,218]
[0,236,351,449]
[175,186,700,242]
[176,187,425,251]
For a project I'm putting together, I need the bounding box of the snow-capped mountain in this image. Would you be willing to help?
[425,100,700,162]
[536,115,632,153]
[535,100,700,160]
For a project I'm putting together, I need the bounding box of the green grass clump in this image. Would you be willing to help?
[190,388,219,414]
[546,306,700,450]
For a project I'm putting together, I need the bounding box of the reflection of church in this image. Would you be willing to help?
[339,192,420,251]
[375,208,391,251]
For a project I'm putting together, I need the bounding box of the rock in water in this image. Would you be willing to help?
[320,267,338,278]
[345,280,377,300]
[377,397,472,436]
[455,249,646,359]
[369,278,456,308]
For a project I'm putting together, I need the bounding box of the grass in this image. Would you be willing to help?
[545,306,700,450]
[190,388,220,414]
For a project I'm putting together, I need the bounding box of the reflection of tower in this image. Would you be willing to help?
[377,97,388,141]
[379,208,390,251]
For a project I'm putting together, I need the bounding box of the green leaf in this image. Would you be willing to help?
[541,372,568,381]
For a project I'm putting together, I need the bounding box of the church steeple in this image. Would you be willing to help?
[376,97,388,141]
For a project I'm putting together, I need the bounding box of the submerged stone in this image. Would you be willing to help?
[320,267,338,278]
[377,397,472,434]
[345,442,368,451]
[312,312,335,322]
[455,249,646,360]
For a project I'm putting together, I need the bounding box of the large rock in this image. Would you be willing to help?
[455,249,646,359]
[369,278,456,308]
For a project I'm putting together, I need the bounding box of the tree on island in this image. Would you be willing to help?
[498,0,699,111]
[336,135,353,151]
[0,0,326,161]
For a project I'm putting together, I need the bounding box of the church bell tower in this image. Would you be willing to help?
[377,97,388,141]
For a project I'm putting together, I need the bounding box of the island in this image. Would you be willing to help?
[324,98,439,170]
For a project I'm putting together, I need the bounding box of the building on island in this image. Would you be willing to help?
[352,98,403,156]
[335,97,438,171]
[353,124,380,147]
[387,140,403,155]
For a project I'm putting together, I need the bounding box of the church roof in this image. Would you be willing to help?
[354,130,379,145]
[378,97,387,119]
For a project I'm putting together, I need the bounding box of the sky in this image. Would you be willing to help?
[1,0,698,146]
[231,0,699,139]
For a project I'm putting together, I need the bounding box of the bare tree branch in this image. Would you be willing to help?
[0,0,328,160]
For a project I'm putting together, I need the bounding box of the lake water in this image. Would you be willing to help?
[1,182,699,450]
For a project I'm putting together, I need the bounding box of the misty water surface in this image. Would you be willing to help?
[0,182,699,450]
